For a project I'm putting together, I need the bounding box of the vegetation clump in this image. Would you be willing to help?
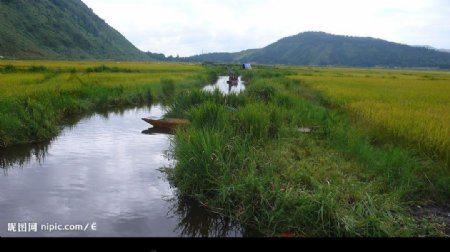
[167,66,449,237]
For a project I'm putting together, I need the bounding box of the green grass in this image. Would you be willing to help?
[2,62,448,236]
[167,66,448,237]
[290,68,450,166]
[0,60,207,147]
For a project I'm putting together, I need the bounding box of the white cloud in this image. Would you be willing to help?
[82,0,450,56]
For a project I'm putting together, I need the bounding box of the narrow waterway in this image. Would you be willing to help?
[203,76,245,94]
[0,77,254,237]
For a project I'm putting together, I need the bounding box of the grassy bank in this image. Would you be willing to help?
[167,66,449,236]
[0,60,210,147]
[289,68,450,166]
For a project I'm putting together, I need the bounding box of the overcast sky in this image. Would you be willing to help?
[81,0,450,57]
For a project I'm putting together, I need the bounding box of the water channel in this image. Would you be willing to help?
[0,77,258,237]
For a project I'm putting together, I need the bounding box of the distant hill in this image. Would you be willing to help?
[415,45,450,54]
[0,0,148,60]
[184,32,450,68]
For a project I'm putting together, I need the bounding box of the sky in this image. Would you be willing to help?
[81,0,450,57]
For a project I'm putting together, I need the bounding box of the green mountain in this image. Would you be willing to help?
[0,0,147,60]
[185,32,450,68]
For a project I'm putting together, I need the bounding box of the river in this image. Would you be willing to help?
[0,76,256,237]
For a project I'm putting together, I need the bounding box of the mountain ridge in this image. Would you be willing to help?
[1,0,449,67]
[183,32,450,68]
[0,0,148,60]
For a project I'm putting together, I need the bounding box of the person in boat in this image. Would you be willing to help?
[229,73,238,83]
[228,74,233,83]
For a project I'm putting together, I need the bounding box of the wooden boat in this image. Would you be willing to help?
[227,80,238,85]
[227,74,239,85]
[142,117,189,129]
[142,127,174,135]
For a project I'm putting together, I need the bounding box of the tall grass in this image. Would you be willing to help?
[0,61,205,147]
[167,72,447,237]
[290,68,450,166]
[161,79,176,99]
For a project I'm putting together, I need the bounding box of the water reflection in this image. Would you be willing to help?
[0,105,161,171]
[203,76,245,94]
[168,197,241,237]
[0,141,50,171]
[0,104,249,237]
[142,127,174,135]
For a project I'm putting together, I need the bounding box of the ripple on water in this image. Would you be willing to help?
[0,104,251,237]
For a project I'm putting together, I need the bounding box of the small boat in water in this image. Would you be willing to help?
[142,117,189,130]
[227,80,238,85]
[227,74,239,85]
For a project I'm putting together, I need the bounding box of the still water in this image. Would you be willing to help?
[203,76,245,94]
[0,105,249,237]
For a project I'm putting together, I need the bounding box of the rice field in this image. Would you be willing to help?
[1,62,448,236]
[0,60,201,72]
[0,60,206,147]
[168,67,449,237]
[290,68,450,165]
[0,61,202,95]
